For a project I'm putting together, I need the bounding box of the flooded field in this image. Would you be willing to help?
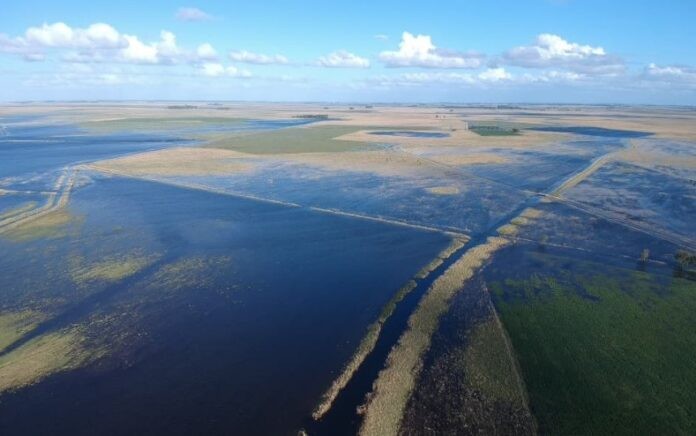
[0,103,695,435]
[0,176,451,435]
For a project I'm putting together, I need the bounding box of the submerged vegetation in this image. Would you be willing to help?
[70,253,157,285]
[0,326,101,395]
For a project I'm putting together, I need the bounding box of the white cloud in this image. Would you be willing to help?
[175,7,213,22]
[379,32,483,68]
[503,33,624,75]
[228,50,288,65]
[200,62,251,78]
[196,43,218,60]
[24,22,126,49]
[374,34,389,41]
[478,67,511,82]
[642,63,696,87]
[317,50,370,68]
[0,22,216,65]
[367,68,512,87]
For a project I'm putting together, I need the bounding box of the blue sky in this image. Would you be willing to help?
[1,0,695,103]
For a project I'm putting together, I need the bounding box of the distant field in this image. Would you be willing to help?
[204,125,378,154]
[490,252,696,435]
[469,124,521,136]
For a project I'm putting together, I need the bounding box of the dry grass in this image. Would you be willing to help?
[359,209,543,436]
[89,147,255,177]
[359,236,510,436]
[415,238,468,279]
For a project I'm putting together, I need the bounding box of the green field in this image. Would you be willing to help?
[469,124,520,136]
[490,252,696,435]
[205,125,377,154]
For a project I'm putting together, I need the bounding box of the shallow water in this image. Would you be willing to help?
[531,126,652,138]
[0,176,451,435]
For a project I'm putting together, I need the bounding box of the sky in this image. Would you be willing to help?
[1,0,695,104]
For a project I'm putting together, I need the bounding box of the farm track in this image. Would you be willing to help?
[0,168,77,233]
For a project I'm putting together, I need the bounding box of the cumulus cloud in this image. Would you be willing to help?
[641,63,696,88]
[367,68,512,87]
[0,22,217,65]
[196,43,218,60]
[175,7,213,22]
[317,50,370,68]
[503,33,624,75]
[228,50,288,65]
[379,32,483,68]
[25,22,125,48]
[199,62,251,78]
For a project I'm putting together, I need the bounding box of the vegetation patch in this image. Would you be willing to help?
[491,255,696,435]
[0,327,102,395]
[0,201,38,221]
[70,252,157,285]
[469,123,521,136]
[2,209,78,241]
[90,147,254,177]
[0,310,46,352]
[425,186,459,196]
[461,317,526,406]
[205,125,377,154]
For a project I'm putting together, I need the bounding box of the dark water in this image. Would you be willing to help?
[0,122,184,183]
[192,164,530,236]
[564,161,696,245]
[369,131,450,138]
[530,126,652,138]
[0,176,450,435]
[0,118,315,189]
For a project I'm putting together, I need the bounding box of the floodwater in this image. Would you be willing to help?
[0,176,451,435]
[531,125,652,138]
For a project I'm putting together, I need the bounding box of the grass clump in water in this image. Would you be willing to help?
[70,252,158,285]
[0,310,46,352]
[0,327,102,395]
